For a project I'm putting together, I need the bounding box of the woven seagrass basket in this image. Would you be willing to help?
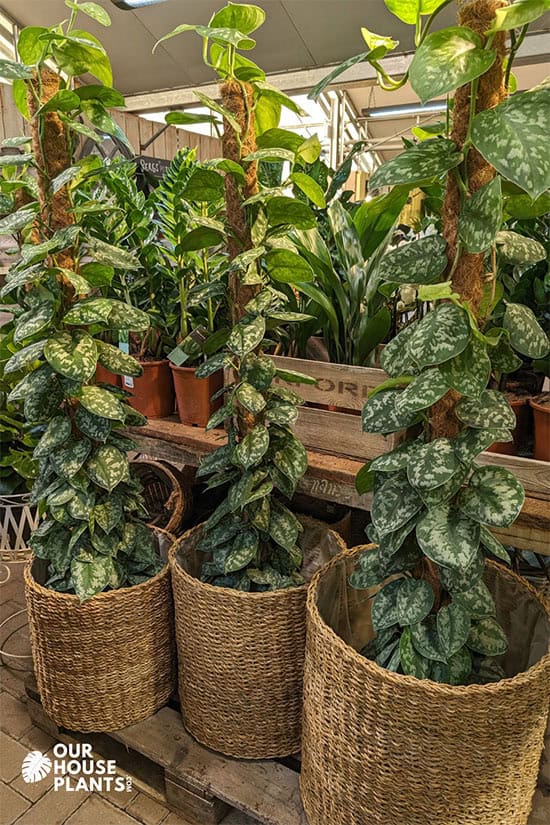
[25,527,176,732]
[170,516,346,759]
[300,545,550,825]
[132,458,192,534]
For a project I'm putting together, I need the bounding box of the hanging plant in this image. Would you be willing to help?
[338,0,550,683]
[156,2,326,590]
[0,0,162,600]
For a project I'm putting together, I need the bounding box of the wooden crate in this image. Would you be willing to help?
[270,356,550,500]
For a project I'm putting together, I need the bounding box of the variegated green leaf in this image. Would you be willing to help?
[74,406,112,442]
[377,235,447,284]
[68,489,95,520]
[272,432,307,484]
[71,555,116,601]
[456,389,516,430]
[453,426,511,464]
[439,550,485,593]
[24,370,64,422]
[107,301,150,331]
[63,298,113,325]
[410,615,446,662]
[45,330,97,382]
[480,525,510,563]
[80,386,125,421]
[372,579,401,630]
[96,340,143,376]
[410,26,496,104]
[397,578,434,626]
[369,139,461,189]
[459,465,525,528]
[349,548,384,589]
[458,177,502,253]
[234,425,269,470]
[225,529,259,573]
[227,316,266,357]
[94,497,123,533]
[362,388,422,435]
[87,445,129,491]
[440,336,491,398]
[489,332,523,373]
[50,437,92,480]
[265,403,299,426]
[235,381,266,414]
[34,416,72,458]
[496,230,546,263]
[370,439,421,473]
[396,368,449,414]
[243,353,276,390]
[380,321,420,377]
[471,87,550,199]
[437,602,471,658]
[399,626,431,678]
[14,303,54,344]
[417,464,468,508]
[431,646,471,685]
[467,617,508,656]
[453,579,496,619]
[503,303,549,359]
[408,304,470,369]
[269,501,301,551]
[4,340,45,374]
[489,0,550,33]
[372,473,424,535]
[407,438,459,491]
[378,515,419,559]
[416,505,480,570]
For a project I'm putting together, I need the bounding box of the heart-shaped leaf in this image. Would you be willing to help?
[397,578,434,625]
[396,368,449,414]
[372,579,402,630]
[410,615,446,662]
[453,427,511,464]
[86,445,129,492]
[408,304,470,369]
[45,331,97,382]
[417,505,480,570]
[458,176,502,253]
[349,548,385,589]
[266,197,316,229]
[503,303,549,359]
[399,626,431,678]
[378,235,447,284]
[362,388,422,435]
[437,602,471,658]
[4,340,46,374]
[370,439,421,473]
[456,389,516,429]
[458,465,525,528]
[80,386,125,421]
[34,416,72,459]
[372,473,424,535]
[227,316,266,357]
[467,617,508,656]
[265,249,314,283]
[407,438,459,491]
[96,341,143,377]
[225,529,259,573]
[489,0,550,34]
[440,335,491,398]
[496,230,546,263]
[369,139,461,190]
[439,550,485,593]
[50,437,92,480]
[380,321,420,377]
[453,579,496,619]
[14,303,54,344]
[480,525,510,563]
[234,425,269,470]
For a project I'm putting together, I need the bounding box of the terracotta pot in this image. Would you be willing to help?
[126,359,175,419]
[531,394,550,462]
[94,364,120,387]
[487,397,531,456]
[171,365,223,427]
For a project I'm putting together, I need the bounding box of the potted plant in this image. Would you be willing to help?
[153,148,231,426]
[300,1,550,823]
[156,2,346,758]
[0,1,175,731]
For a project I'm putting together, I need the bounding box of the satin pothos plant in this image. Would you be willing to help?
[0,1,162,600]
[326,0,550,683]
[157,3,322,590]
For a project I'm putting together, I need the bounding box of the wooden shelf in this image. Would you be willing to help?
[129,418,549,556]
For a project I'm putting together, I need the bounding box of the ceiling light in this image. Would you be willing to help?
[110,0,168,10]
[362,101,448,119]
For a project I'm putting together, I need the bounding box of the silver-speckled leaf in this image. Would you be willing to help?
[369,138,461,189]
[94,498,123,534]
[456,389,516,429]
[96,340,143,377]
[467,617,508,656]
[489,331,524,373]
[431,646,472,685]
[86,445,129,492]
[234,425,269,470]
[378,515,420,559]
[107,301,151,332]
[235,381,266,414]
[410,615,446,662]
[503,302,549,359]
[63,298,113,325]
[437,601,471,658]
[416,504,480,570]
[370,439,421,473]
[4,339,46,374]
[417,463,468,508]
[410,26,496,104]
[453,579,496,619]
[34,416,72,459]
[458,465,525,528]
[458,176,502,254]
[71,555,115,601]
[396,368,449,414]
[496,230,546,263]
[399,626,431,679]
[80,386,125,421]
[396,578,434,626]
[45,331,97,382]
[439,550,485,593]
[227,315,266,357]
[408,304,470,369]
[361,388,422,435]
[372,473,424,535]
[480,525,510,563]
[440,335,491,398]
[372,579,401,630]
[273,432,307,484]
[377,235,447,284]
[453,426,511,464]
[50,437,92,480]
[269,501,301,551]
[349,547,384,589]
[380,321,420,377]
[74,406,112,442]
[407,438,459,491]
[68,489,95,521]
[13,303,54,345]
[225,529,259,573]
[471,87,550,199]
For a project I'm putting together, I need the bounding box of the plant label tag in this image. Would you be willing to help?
[119,333,134,389]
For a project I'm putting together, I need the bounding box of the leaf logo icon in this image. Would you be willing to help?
[21,751,52,783]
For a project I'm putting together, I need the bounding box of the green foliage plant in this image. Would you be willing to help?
[337,0,550,684]
[157,3,324,590]
[0,0,162,600]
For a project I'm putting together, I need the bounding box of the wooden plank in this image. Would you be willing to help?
[477,451,550,500]
[124,112,141,156]
[293,406,399,462]
[165,775,230,824]
[164,126,178,161]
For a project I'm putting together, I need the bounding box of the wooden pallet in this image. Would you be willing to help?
[25,676,306,825]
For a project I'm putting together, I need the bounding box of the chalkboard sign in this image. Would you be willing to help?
[137,155,171,179]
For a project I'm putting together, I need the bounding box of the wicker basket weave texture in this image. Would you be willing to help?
[300,546,550,825]
[170,517,346,759]
[25,529,176,732]
[132,459,192,534]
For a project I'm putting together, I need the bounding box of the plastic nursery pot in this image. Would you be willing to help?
[170,365,223,428]
[487,397,531,456]
[300,545,550,825]
[94,364,121,387]
[530,393,550,462]
[124,359,175,419]
[169,517,346,759]
[25,528,176,732]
